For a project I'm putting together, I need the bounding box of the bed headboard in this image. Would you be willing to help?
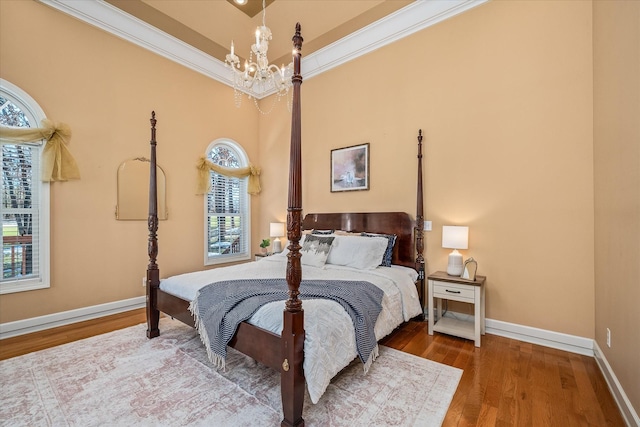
[301,212,415,268]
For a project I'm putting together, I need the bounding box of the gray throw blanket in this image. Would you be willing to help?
[189,278,385,372]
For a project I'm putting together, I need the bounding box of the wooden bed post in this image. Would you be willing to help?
[146,111,160,339]
[282,23,305,427]
[415,130,426,314]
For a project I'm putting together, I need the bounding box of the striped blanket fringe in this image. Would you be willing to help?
[189,298,227,371]
[363,344,379,374]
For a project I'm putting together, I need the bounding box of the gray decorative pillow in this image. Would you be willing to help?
[300,234,335,268]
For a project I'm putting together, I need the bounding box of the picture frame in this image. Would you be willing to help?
[330,143,370,192]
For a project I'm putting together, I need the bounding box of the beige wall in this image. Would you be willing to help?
[2,0,637,416]
[593,0,640,412]
[0,0,598,334]
[0,0,261,322]
[261,0,596,337]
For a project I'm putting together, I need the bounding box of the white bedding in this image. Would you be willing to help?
[160,254,422,403]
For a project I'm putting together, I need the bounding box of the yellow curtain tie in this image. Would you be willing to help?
[0,119,80,182]
[196,156,261,195]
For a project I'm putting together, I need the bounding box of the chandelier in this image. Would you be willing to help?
[225,0,293,114]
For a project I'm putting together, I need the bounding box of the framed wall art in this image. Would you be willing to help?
[330,143,370,192]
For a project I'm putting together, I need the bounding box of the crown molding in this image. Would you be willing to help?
[303,0,488,80]
[37,0,488,99]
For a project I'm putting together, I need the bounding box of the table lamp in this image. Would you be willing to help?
[270,222,285,253]
[442,225,469,276]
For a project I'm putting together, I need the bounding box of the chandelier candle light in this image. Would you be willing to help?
[225,0,294,114]
[442,225,469,276]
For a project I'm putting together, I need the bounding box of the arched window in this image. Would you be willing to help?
[204,139,250,265]
[0,79,50,294]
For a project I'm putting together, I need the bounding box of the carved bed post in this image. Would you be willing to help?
[146,111,160,338]
[281,23,305,427]
[415,130,426,315]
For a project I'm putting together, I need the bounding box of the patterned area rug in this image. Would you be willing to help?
[0,318,461,426]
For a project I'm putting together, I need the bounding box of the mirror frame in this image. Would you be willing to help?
[116,157,167,220]
[461,257,478,281]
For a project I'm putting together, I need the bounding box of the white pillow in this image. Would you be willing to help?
[326,235,388,270]
[300,234,335,268]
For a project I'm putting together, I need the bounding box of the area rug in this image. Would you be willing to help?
[0,318,462,426]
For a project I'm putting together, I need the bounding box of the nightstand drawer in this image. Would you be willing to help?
[432,281,475,302]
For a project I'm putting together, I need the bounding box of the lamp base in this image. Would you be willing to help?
[272,238,282,253]
[446,250,463,276]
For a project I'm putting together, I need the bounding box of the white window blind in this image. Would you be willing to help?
[0,79,50,294]
[204,140,250,265]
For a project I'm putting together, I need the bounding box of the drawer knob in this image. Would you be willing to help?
[445,289,461,294]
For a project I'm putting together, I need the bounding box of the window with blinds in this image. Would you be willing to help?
[204,140,250,265]
[0,80,50,294]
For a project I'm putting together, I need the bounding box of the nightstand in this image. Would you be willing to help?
[427,271,486,347]
[254,253,269,261]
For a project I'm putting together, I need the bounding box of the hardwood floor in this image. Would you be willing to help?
[379,321,626,426]
[0,309,625,426]
[0,308,147,360]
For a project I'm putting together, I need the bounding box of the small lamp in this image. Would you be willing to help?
[270,222,285,253]
[442,225,469,276]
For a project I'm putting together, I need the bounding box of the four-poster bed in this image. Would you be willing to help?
[145,24,426,427]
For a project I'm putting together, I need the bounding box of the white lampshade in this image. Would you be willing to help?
[270,222,285,238]
[270,222,285,253]
[442,226,469,276]
[442,226,469,250]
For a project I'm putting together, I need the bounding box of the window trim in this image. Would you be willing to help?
[0,79,50,294]
[203,138,251,266]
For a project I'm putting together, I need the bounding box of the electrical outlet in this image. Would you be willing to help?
[606,328,611,348]
[142,277,146,288]
[424,221,432,231]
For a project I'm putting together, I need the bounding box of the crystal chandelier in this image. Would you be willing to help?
[225,0,293,114]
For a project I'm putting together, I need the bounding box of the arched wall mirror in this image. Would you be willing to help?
[116,157,167,220]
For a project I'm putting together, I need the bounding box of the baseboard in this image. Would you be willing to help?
[4,303,635,424]
[484,317,594,356]
[594,341,640,427]
[432,311,594,356]
[3,302,593,355]
[0,296,146,340]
